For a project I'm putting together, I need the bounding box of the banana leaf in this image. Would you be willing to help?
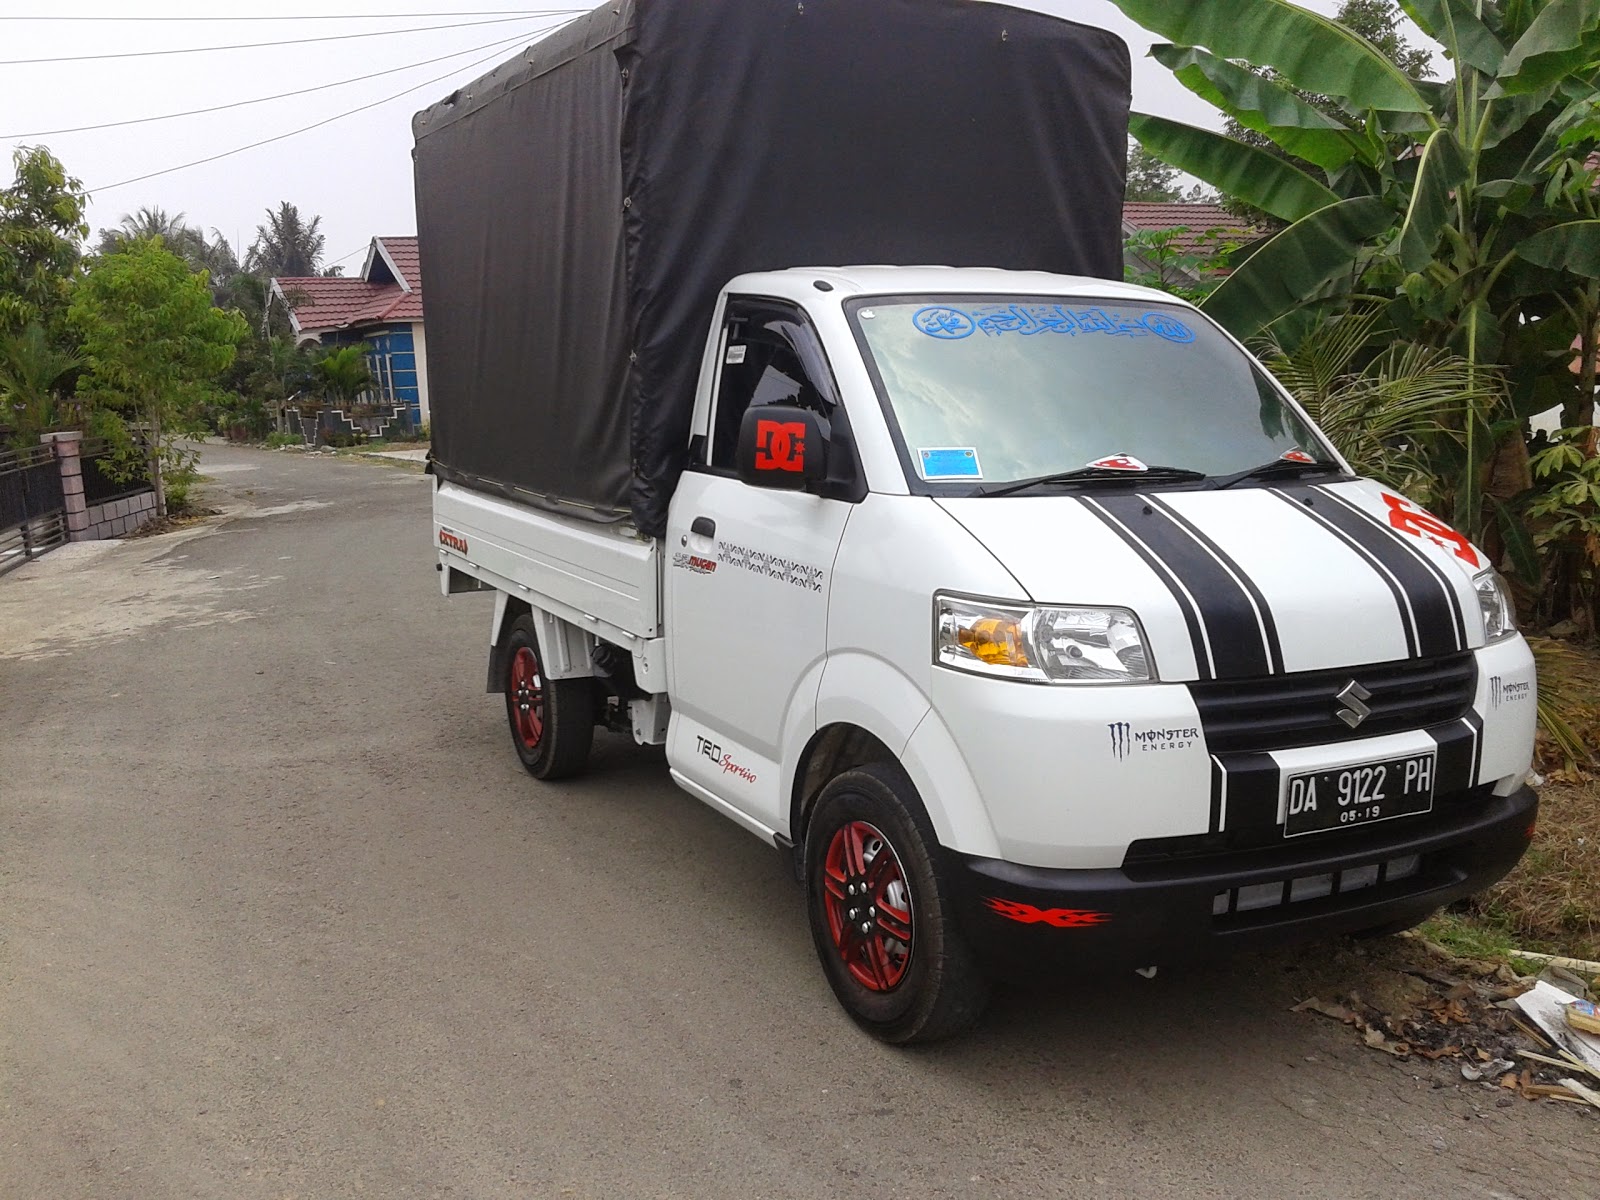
[1108,0,1432,113]
[1493,0,1600,95]
[1492,496,1543,585]
[1128,113,1341,224]
[1150,45,1369,171]
[1518,219,1600,276]
[1398,0,1508,74]
[1399,130,1471,272]
[1201,197,1394,339]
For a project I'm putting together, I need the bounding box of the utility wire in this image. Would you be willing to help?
[3,25,550,138]
[0,11,566,20]
[0,12,587,66]
[87,13,585,195]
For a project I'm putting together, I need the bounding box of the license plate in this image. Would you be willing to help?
[1283,752,1435,838]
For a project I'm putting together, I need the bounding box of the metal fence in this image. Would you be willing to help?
[0,443,66,576]
[80,438,151,506]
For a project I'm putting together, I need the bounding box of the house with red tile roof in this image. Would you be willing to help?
[272,236,430,429]
[1122,202,1259,286]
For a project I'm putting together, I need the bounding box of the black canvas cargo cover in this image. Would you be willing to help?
[413,0,1131,537]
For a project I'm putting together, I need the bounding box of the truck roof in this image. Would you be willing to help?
[727,267,1193,309]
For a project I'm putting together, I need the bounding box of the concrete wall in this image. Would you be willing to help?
[82,490,158,540]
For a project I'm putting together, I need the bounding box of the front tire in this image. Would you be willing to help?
[805,763,990,1044]
[502,614,594,780]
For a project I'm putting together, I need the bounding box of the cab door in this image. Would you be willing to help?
[665,298,861,832]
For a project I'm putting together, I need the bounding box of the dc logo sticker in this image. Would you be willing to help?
[754,419,805,473]
[913,307,976,339]
[1381,492,1481,567]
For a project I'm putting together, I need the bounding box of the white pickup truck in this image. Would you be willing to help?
[415,0,1537,1042]
[432,265,1537,1042]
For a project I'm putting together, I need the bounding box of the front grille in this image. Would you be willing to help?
[1190,653,1476,754]
[1212,854,1421,918]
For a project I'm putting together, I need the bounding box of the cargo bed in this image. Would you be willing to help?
[434,481,661,650]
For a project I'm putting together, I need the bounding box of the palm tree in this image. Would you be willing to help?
[96,210,240,303]
[311,344,371,408]
[0,322,81,445]
[1252,308,1495,509]
[95,206,190,256]
[244,202,326,278]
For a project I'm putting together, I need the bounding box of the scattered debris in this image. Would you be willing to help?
[1567,998,1600,1036]
[1291,937,1600,1115]
[1461,1058,1515,1082]
[1561,1077,1600,1113]
[1513,980,1600,1073]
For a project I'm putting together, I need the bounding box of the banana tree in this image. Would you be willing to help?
[1109,0,1600,537]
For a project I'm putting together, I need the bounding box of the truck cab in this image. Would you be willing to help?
[436,265,1538,1042]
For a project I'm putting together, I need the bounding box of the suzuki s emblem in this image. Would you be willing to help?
[1335,680,1373,729]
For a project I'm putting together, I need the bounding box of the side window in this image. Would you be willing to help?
[709,302,834,471]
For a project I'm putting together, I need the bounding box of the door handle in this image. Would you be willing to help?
[691,517,716,539]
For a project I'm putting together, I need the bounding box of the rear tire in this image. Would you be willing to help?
[502,614,594,780]
[804,763,989,1044]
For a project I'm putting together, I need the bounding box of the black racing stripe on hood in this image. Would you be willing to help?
[1266,489,1420,659]
[1078,495,1215,680]
[1314,486,1470,652]
[1091,493,1274,679]
[1145,493,1285,675]
[1277,485,1463,658]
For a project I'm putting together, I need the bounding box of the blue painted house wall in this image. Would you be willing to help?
[328,323,423,428]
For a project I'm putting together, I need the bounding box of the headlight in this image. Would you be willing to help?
[1474,570,1516,641]
[935,595,1154,683]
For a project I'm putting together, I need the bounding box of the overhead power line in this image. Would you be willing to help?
[0,12,587,66]
[3,25,549,138]
[87,13,585,195]
[0,11,564,19]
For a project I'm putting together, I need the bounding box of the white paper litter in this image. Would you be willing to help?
[1513,980,1600,1073]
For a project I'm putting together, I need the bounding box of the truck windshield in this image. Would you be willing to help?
[846,296,1329,491]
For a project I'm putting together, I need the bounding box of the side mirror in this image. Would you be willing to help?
[735,405,828,489]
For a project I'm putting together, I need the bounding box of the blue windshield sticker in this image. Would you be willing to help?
[913,305,1195,344]
[913,307,977,339]
[919,447,983,480]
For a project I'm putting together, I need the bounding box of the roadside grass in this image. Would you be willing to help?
[1427,640,1600,964]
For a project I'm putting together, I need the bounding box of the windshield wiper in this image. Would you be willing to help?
[1209,457,1343,491]
[977,465,1208,498]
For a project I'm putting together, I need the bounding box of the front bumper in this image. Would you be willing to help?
[947,784,1537,978]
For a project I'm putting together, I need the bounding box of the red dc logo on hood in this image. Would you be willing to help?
[1382,493,1480,567]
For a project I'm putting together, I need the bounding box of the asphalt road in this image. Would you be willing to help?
[1,443,1595,1199]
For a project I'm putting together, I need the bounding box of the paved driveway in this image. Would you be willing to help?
[1,443,1594,1198]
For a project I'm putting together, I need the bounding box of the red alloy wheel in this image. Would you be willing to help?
[509,646,545,750]
[821,820,914,992]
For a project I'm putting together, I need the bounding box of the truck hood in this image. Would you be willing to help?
[936,479,1488,681]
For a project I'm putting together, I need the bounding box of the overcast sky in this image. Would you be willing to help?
[2,1,1357,273]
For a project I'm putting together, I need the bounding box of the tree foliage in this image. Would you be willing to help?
[0,321,80,445]
[0,146,88,339]
[1113,0,1600,635]
[96,207,241,304]
[68,241,246,515]
[1127,141,1186,201]
[311,343,372,406]
[1216,0,1436,224]
[244,202,326,278]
